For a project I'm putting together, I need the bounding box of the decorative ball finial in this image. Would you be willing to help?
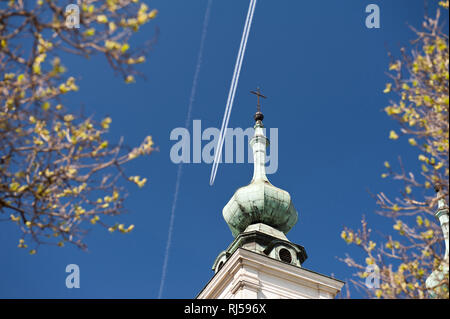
[254,112,264,122]
[434,183,443,193]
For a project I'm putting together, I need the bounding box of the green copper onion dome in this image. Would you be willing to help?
[222,111,298,238]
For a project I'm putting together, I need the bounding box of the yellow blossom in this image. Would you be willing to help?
[125,75,135,83]
[408,138,417,146]
[365,257,374,265]
[97,15,108,23]
[389,130,399,140]
[10,214,21,222]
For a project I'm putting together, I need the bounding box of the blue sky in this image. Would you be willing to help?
[1,0,448,298]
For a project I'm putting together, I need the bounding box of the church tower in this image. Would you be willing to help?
[426,184,449,297]
[197,89,344,299]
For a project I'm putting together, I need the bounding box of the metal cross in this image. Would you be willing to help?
[250,87,267,113]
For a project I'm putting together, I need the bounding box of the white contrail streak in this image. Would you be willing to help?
[209,0,257,186]
[158,0,213,299]
[210,0,256,186]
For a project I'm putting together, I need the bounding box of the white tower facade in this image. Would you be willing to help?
[198,246,344,299]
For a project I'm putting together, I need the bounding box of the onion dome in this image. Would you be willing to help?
[222,97,298,238]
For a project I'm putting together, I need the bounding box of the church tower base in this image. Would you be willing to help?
[197,248,344,299]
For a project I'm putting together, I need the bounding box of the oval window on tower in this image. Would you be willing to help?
[278,248,292,264]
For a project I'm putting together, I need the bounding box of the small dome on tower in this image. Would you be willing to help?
[223,179,298,237]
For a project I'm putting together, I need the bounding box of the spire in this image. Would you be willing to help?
[426,184,449,297]
[249,88,269,183]
[222,88,298,237]
[434,184,449,261]
[202,85,345,301]
[215,87,305,274]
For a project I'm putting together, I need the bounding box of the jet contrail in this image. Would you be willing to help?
[209,0,258,186]
[158,0,213,299]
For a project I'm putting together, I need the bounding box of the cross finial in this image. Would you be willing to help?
[250,87,267,122]
[250,87,267,113]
